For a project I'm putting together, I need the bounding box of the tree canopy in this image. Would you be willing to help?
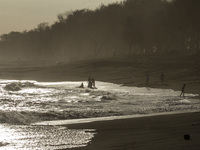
[0,0,199,63]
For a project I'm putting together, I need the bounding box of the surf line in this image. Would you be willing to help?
[32,110,200,126]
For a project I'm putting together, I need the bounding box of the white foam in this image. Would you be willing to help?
[0,79,199,123]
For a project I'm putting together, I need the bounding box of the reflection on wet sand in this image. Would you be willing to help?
[0,124,95,150]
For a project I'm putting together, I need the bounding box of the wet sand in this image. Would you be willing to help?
[0,57,199,95]
[68,111,200,150]
[0,57,199,149]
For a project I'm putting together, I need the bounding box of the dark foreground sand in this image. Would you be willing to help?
[67,111,200,150]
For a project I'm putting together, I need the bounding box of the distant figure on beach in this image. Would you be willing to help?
[87,77,92,88]
[91,77,95,88]
[160,72,165,84]
[146,73,149,86]
[88,77,91,83]
[180,84,186,97]
[78,82,84,88]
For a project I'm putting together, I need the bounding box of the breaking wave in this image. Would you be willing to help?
[0,80,199,125]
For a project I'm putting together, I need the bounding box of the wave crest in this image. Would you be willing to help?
[3,81,35,91]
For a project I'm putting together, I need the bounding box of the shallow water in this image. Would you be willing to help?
[0,80,198,117]
[0,124,95,150]
[0,79,199,149]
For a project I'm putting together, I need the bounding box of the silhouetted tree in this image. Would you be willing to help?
[0,0,199,63]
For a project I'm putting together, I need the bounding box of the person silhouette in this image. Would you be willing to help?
[91,77,95,88]
[87,77,93,88]
[180,84,186,97]
[78,82,84,88]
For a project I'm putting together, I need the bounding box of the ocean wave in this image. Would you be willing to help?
[0,110,121,125]
[3,81,35,91]
[0,80,199,125]
[1,105,200,125]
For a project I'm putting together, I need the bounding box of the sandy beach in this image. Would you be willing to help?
[0,57,199,149]
[0,57,200,94]
[67,111,200,150]
[0,0,200,149]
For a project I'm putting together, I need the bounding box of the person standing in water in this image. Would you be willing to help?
[87,77,92,88]
[78,82,84,88]
[91,77,95,88]
[180,84,186,97]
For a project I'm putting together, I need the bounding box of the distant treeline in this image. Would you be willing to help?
[0,0,200,63]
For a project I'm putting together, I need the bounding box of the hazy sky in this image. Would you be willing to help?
[0,0,122,35]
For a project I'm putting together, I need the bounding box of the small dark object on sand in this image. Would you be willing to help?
[184,134,190,140]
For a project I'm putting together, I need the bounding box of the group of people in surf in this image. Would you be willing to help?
[87,77,96,89]
[77,77,96,89]
[77,72,186,96]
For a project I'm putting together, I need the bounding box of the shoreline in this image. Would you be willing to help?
[1,77,199,95]
[0,77,199,96]
[0,57,199,95]
[67,111,200,150]
[33,109,200,126]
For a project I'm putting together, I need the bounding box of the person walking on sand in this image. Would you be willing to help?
[160,72,165,84]
[146,73,149,86]
[180,84,186,97]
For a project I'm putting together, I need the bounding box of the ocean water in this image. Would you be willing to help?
[0,79,199,149]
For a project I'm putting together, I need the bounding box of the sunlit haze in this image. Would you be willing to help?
[0,0,122,35]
